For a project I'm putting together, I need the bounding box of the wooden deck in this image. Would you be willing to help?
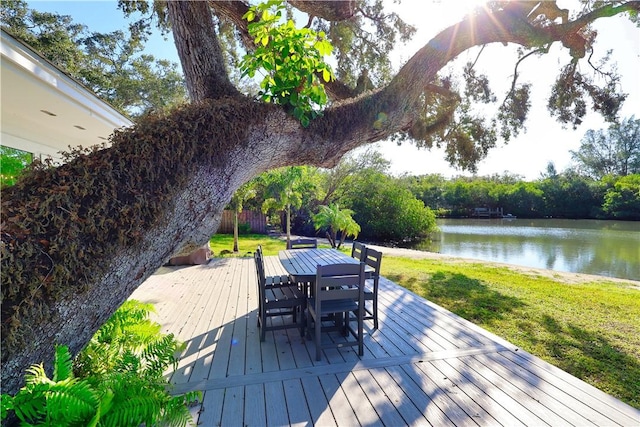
[130,257,640,426]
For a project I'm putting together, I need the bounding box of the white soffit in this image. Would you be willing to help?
[0,29,133,157]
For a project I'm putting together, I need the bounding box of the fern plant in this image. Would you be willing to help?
[1,345,100,426]
[2,300,201,426]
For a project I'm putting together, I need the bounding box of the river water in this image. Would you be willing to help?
[405,219,640,281]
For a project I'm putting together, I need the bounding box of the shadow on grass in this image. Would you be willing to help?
[538,314,640,409]
[386,270,525,325]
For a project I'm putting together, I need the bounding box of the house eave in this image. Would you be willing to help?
[1,29,133,160]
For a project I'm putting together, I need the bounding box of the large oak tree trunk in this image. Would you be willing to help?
[2,0,636,396]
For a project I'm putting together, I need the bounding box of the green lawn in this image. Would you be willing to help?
[208,233,333,256]
[209,234,640,409]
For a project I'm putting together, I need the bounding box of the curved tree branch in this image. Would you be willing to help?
[504,47,547,102]
[208,0,254,47]
[288,0,357,21]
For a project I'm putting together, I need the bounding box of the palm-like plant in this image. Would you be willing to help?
[261,167,310,247]
[313,204,360,248]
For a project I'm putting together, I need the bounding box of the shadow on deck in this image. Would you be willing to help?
[130,257,640,426]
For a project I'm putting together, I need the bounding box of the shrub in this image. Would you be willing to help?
[238,221,252,234]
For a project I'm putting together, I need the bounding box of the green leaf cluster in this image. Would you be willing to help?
[0,146,32,189]
[239,0,334,126]
[1,300,200,426]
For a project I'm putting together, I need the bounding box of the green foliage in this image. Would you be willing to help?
[229,180,258,252]
[260,166,319,240]
[238,222,252,234]
[345,171,437,242]
[497,83,531,141]
[239,0,334,126]
[317,0,415,89]
[313,204,360,248]
[2,345,100,426]
[548,63,626,129]
[602,174,640,219]
[0,145,32,188]
[538,171,605,218]
[405,171,623,219]
[1,300,200,426]
[571,116,640,179]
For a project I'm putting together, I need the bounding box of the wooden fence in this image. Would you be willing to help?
[216,210,267,234]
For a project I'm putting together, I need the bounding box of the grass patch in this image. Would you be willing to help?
[210,234,640,409]
[209,233,332,257]
[383,256,640,409]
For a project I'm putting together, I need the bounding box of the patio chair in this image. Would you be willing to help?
[362,247,382,330]
[287,238,318,249]
[254,248,306,342]
[351,241,367,261]
[306,262,366,361]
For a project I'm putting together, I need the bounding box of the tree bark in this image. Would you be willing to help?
[166,1,238,101]
[2,1,637,396]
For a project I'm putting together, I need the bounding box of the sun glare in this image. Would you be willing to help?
[456,0,490,18]
[402,0,490,31]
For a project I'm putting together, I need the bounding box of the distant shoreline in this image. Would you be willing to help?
[366,243,640,288]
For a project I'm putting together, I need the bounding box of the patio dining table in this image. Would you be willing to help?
[278,248,372,285]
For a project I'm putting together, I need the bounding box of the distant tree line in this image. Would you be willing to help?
[402,116,639,221]
[234,150,439,244]
[234,156,639,248]
[403,171,639,220]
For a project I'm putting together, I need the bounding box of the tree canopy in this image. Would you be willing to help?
[571,116,640,179]
[0,0,187,117]
[2,0,639,396]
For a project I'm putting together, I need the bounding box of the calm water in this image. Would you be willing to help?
[406,219,640,281]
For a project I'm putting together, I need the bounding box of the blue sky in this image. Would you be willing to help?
[28,0,640,180]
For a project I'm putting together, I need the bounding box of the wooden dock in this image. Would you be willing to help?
[130,257,640,426]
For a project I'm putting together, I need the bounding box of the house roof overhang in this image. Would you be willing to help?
[1,29,133,160]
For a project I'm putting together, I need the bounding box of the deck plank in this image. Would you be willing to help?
[198,389,224,427]
[499,349,640,426]
[176,261,231,384]
[244,383,267,426]
[477,351,600,426]
[455,354,562,426]
[220,385,245,427]
[299,375,337,427]
[317,373,360,426]
[282,378,313,426]
[399,362,478,426]
[339,371,384,426]
[129,256,640,427]
[429,357,526,427]
[351,368,406,426]
[264,381,289,427]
